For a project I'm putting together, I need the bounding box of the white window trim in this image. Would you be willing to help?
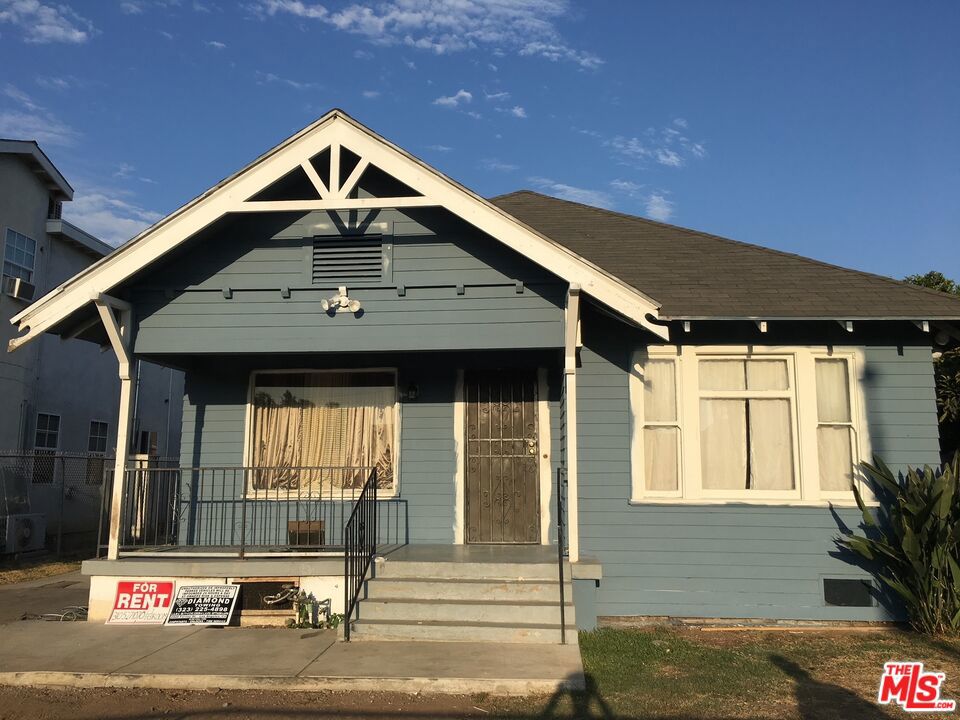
[630,345,874,507]
[88,419,110,455]
[34,411,61,451]
[242,367,400,500]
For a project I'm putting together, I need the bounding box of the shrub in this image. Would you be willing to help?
[840,453,960,635]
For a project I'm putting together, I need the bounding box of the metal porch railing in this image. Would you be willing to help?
[343,469,378,641]
[112,465,380,557]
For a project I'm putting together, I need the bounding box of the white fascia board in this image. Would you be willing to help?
[9,110,667,348]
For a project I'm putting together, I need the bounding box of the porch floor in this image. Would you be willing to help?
[380,543,560,563]
[0,623,584,696]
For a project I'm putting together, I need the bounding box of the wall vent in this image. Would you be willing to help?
[823,578,875,607]
[312,235,383,285]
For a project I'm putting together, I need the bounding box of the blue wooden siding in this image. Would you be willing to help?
[130,210,565,355]
[575,313,940,621]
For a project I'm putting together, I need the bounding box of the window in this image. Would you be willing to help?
[34,413,60,450]
[815,358,857,493]
[247,370,397,494]
[698,358,796,494]
[631,357,681,495]
[630,347,867,504]
[33,413,59,484]
[3,228,36,282]
[88,421,109,454]
[135,430,158,456]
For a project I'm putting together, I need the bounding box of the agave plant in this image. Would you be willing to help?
[840,452,960,635]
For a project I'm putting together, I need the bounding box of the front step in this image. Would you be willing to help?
[349,619,567,644]
[366,577,569,602]
[374,560,568,581]
[358,597,574,624]
[350,556,574,644]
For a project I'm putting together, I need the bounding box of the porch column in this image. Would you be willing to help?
[95,295,134,560]
[564,285,581,563]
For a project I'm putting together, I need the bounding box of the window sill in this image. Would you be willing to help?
[628,497,878,508]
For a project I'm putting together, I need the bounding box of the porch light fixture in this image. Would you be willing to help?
[321,286,362,314]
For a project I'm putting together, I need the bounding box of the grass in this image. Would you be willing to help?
[0,556,81,585]
[488,626,960,719]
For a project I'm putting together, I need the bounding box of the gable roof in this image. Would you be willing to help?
[491,190,960,320]
[8,110,668,351]
[0,139,73,201]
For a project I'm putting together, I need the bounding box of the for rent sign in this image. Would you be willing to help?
[107,581,175,624]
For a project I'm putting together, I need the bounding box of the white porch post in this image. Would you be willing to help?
[95,295,134,560]
[564,285,581,563]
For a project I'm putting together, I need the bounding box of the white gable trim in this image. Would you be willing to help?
[8,110,667,350]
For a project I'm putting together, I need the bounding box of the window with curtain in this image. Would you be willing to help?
[248,371,396,493]
[640,359,680,492]
[698,359,796,493]
[815,358,856,492]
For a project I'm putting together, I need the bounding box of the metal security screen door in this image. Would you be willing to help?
[464,369,541,544]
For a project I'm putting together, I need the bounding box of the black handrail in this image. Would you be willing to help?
[343,468,378,642]
[556,465,568,644]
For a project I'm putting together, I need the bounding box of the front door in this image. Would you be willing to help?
[464,369,540,544]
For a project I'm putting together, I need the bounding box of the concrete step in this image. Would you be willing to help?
[357,598,575,625]
[365,577,571,602]
[349,619,568,644]
[374,560,568,581]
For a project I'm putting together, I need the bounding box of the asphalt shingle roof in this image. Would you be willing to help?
[490,190,960,320]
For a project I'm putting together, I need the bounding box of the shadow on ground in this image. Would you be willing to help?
[49,665,899,720]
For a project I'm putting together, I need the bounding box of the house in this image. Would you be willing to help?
[0,140,183,552]
[9,111,960,638]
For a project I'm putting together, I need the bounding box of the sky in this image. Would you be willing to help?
[0,0,957,281]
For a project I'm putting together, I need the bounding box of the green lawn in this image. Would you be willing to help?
[491,626,960,719]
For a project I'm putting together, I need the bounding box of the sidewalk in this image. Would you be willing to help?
[0,622,584,696]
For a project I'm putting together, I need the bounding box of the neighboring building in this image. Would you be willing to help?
[0,140,183,550]
[10,112,960,635]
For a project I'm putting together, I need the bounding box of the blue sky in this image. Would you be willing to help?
[1,1,957,281]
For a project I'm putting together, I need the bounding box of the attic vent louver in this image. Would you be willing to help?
[312,235,383,285]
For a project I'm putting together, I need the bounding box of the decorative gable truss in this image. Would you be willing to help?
[9,110,668,350]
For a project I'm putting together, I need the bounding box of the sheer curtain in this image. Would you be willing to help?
[815,359,854,492]
[642,359,679,491]
[699,359,794,491]
[250,372,395,492]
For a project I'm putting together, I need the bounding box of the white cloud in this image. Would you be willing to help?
[402,57,416,69]
[528,176,612,208]
[159,29,174,39]
[433,89,472,108]
[426,144,452,152]
[0,0,96,43]
[0,84,78,146]
[251,0,602,68]
[120,1,145,14]
[353,48,374,59]
[362,89,380,99]
[205,39,226,49]
[509,105,526,118]
[35,75,72,91]
[484,90,509,101]
[607,120,707,168]
[254,71,317,90]
[609,179,644,195]
[481,158,518,172]
[644,193,674,222]
[64,187,163,246]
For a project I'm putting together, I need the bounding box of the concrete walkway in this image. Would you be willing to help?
[0,571,89,624]
[0,622,584,696]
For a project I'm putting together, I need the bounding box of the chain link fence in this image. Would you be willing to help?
[0,452,111,557]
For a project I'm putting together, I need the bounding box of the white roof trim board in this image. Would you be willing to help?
[8,109,668,350]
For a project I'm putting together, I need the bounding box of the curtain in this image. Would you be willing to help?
[700,399,747,489]
[644,427,679,491]
[250,372,395,492]
[643,360,676,422]
[816,359,854,491]
[698,359,793,491]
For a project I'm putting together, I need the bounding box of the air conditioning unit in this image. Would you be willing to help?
[2,276,35,302]
[0,513,46,554]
